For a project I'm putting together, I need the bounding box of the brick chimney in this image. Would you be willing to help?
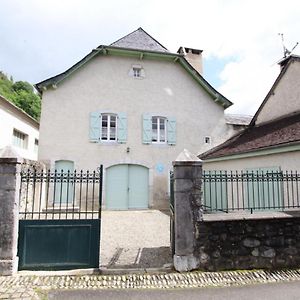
[177,47,203,75]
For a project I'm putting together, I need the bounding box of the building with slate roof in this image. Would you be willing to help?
[36,27,238,210]
[200,54,300,173]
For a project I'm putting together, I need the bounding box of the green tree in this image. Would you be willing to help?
[0,72,41,120]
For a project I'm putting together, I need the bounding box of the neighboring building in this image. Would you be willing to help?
[200,54,300,172]
[36,27,236,210]
[0,95,39,160]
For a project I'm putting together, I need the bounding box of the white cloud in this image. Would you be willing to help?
[0,0,300,115]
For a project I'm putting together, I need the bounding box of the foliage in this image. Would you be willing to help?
[0,71,41,120]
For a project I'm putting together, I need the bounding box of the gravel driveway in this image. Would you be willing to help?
[100,210,172,269]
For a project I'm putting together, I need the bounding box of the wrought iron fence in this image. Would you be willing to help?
[19,166,103,220]
[203,170,300,213]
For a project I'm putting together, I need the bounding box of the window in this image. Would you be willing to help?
[101,114,117,141]
[204,136,211,144]
[142,114,176,145]
[12,129,28,149]
[89,111,127,144]
[129,65,145,79]
[133,67,141,78]
[152,116,167,143]
[34,139,39,153]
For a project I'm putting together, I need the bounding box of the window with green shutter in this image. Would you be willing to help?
[143,114,176,145]
[89,112,127,144]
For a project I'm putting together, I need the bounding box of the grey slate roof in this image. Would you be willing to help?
[110,27,169,52]
[200,111,300,160]
[225,114,253,126]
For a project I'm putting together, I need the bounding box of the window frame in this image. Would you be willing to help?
[133,67,141,78]
[151,116,167,144]
[12,129,28,149]
[34,139,39,153]
[100,113,118,142]
[204,136,211,145]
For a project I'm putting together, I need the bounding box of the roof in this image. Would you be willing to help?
[110,27,169,52]
[225,114,253,126]
[0,95,39,129]
[200,111,300,160]
[35,28,232,109]
[250,55,300,126]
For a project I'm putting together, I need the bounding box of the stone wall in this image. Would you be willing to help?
[172,152,300,272]
[196,217,300,271]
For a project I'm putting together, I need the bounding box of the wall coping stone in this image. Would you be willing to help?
[0,157,23,164]
[173,161,203,167]
[202,210,300,222]
[174,149,202,163]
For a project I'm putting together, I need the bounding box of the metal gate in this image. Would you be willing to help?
[18,166,103,271]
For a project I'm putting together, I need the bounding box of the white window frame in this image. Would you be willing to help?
[101,113,118,142]
[152,116,167,144]
[12,129,28,149]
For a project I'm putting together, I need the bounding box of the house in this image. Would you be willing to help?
[0,95,39,160]
[199,55,300,211]
[36,27,237,210]
[200,54,300,170]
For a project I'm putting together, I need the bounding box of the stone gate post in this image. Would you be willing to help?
[0,155,23,275]
[173,149,203,272]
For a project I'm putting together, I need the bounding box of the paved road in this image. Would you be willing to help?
[48,281,300,300]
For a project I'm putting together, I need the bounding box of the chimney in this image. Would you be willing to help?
[177,47,203,75]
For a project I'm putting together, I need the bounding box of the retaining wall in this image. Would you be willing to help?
[196,216,300,271]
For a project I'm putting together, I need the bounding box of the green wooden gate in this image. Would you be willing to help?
[18,166,103,271]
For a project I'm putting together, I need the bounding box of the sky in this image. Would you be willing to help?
[1,0,300,115]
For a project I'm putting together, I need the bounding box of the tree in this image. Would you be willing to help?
[0,72,41,120]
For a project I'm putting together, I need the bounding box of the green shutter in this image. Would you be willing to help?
[167,117,176,145]
[117,112,127,143]
[89,112,100,142]
[142,113,152,144]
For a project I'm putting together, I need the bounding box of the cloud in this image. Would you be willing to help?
[0,0,299,115]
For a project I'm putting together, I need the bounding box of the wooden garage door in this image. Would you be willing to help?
[106,164,149,210]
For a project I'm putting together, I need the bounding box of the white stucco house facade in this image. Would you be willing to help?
[0,95,39,160]
[36,28,237,210]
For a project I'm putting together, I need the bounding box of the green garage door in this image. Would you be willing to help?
[106,164,149,210]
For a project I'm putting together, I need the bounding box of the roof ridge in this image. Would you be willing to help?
[109,27,141,47]
[109,27,169,52]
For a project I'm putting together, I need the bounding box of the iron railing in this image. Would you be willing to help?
[19,166,103,220]
[203,170,300,213]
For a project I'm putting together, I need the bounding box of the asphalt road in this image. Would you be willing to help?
[48,280,300,300]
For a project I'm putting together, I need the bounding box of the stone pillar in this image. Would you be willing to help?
[0,157,23,275]
[173,149,203,272]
